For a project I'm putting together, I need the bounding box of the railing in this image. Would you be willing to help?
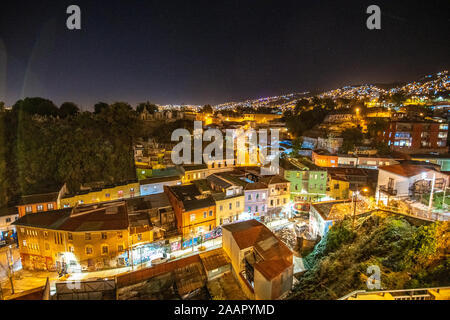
[379,185,397,196]
[339,286,450,300]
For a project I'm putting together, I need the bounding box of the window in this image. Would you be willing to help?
[102,246,109,254]
[86,247,93,255]
[45,243,50,251]
[25,206,32,213]
[85,233,91,240]
[47,203,54,210]
[105,193,110,198]
[270,200,274,206]
[117,232,123,239]
[69,245,74,253]
[248,207,251,213]
[262,193,266,199]
[203,211,207,218]
[23,240,27,247]
[229,203,232,210]
[44,231,49,239]
[137,234,142,241]
[255,206,258,212]
[283,198,287,204]
[118,245,124,252]
[68,232,73,240]
[5,218,11,223]
[236,201,240,208]
[209,224,212,231]
[262,205,265,212]
[209,210,213,216]
[219,205,223,211]
[190,214,196,222]
[101,232,107,240]
[248,195,251,200]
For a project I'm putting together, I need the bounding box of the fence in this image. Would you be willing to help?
[115,254,201,288]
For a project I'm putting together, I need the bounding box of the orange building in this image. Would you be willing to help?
[164,184,216,239]
[17,185,67,217]
[312,150,339,168]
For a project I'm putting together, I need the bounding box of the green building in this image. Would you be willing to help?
[280,157,328,211]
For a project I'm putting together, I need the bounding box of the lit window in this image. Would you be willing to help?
[101,232,107,240]
[86,247,93,255]
[25,206,32,213]
[190,214,196,222]
[102,246,108,254]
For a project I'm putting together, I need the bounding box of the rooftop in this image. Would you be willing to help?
[223,220,292,280]
[378,164,433,177]
[20,192,59,205]
[13,201,129,232]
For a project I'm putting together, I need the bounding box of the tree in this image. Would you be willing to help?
[136,101,158,114]
[12,97,59,117]
[340,127,364,153]
[202,104,213,114]
[94,102,109,114]
[291,137,303,156]
[59,102,79,118]
[367,118,388,140]
[390,92,406,106]
[294,99,309,115]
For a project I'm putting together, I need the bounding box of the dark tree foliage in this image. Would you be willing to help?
[0,99,139,205]
[339,127,364,153]
[94,102,109,114]
[136,101,158,114]
[290,214,449,300]
[59,102,79,118]
[201,104,213,114]
[12,97,59,117]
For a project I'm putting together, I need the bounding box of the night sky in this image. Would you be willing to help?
[0,0,449,109]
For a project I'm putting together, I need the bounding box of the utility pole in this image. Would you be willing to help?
[6,246,14,295]
[352,184,358,229]
[442,182,447,209]
[428,173,436,219]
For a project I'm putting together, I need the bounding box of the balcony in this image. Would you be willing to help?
[379,185,397,196]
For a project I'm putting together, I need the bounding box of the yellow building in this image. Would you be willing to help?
[60,182,140,208]
[213,193,245,226]
[13,202,152,272]
[327,175,350,200]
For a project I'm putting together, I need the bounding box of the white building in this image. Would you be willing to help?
[376,164,449,205]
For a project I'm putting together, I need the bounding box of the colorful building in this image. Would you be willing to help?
[222,220,293,300]
[312,150,339,167]
[164,184,216,240]
[280,157,327,212]
[13,202,136,272]
[60,181,139,208]
[17,185,67,217]
[383,121,448,154]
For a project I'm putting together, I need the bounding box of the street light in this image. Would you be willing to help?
[352,185,369,229]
